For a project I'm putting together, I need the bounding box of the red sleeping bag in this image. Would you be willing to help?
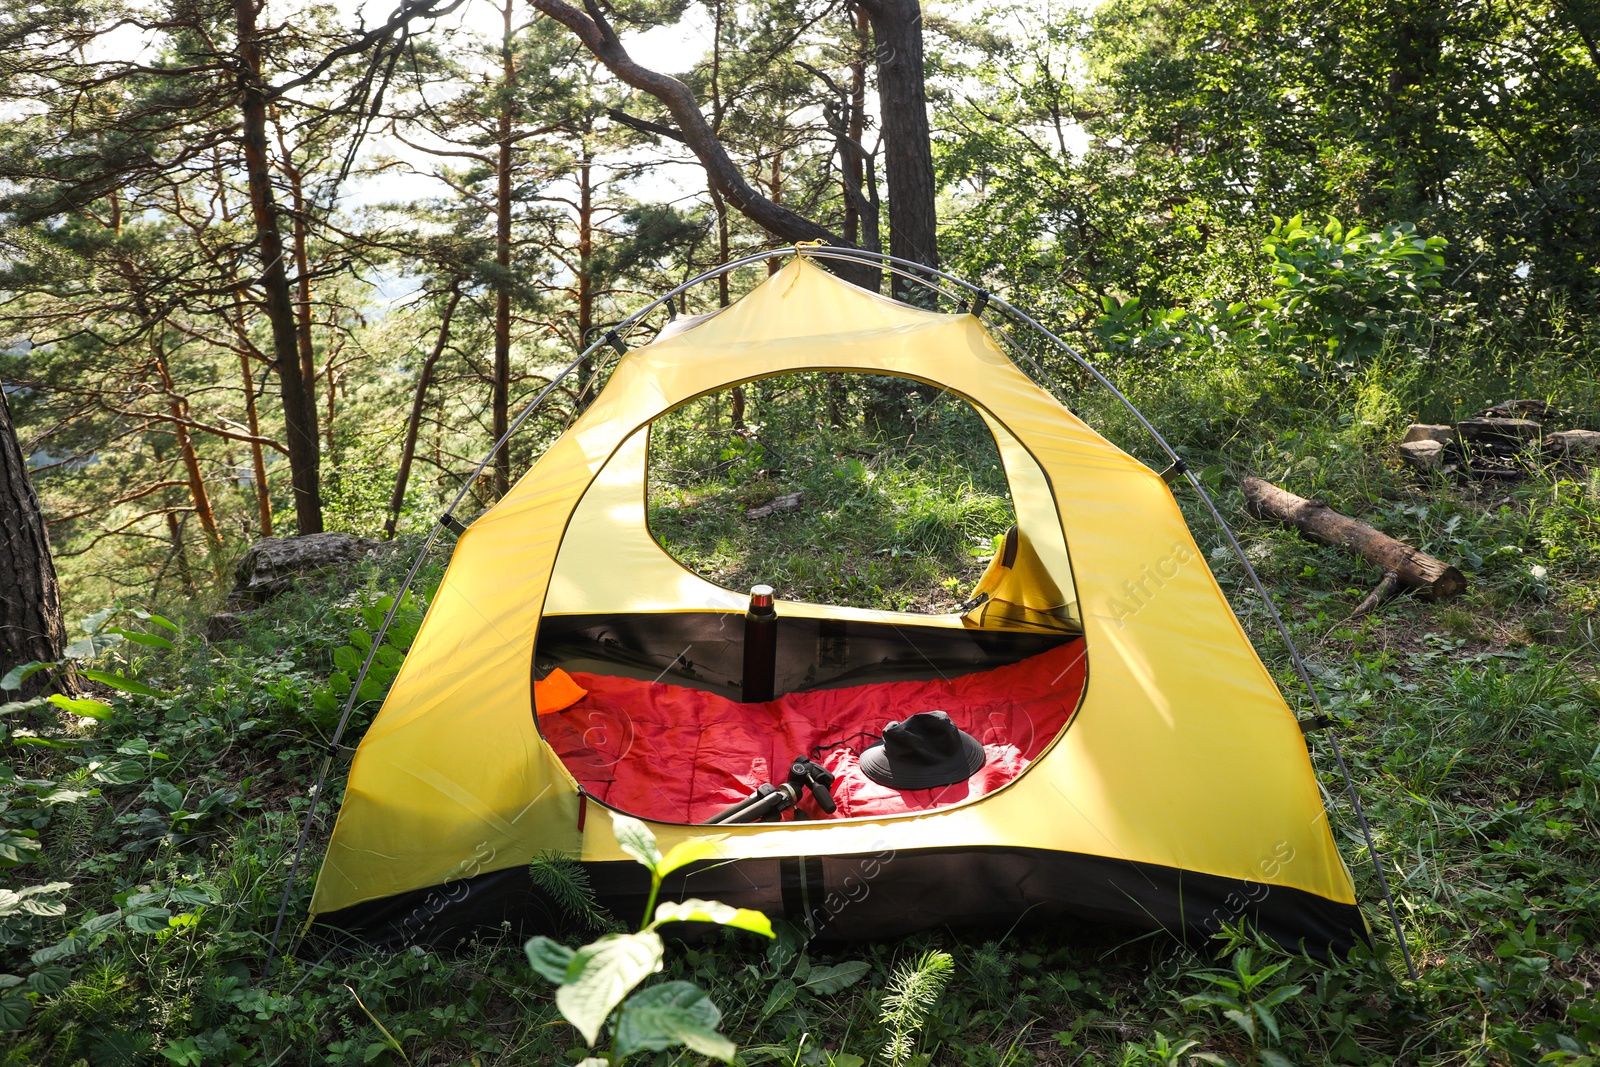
[539,639,1087,824]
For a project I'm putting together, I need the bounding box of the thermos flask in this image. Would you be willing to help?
[741,584,777,702]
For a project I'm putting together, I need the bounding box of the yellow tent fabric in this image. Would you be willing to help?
[311,257,1357,934]
[962,526,1077,631]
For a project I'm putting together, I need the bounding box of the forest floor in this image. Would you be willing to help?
[4,367,1599,1066]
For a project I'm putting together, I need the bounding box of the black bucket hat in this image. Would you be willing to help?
[859,711,985,790]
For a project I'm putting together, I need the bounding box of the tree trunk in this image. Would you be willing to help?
[151,328,222,554]
[165,511,198,597]
[238,349,272,537]
[275,117,319,420]
[575,142,597,411]
[861,0,939,283]
[492,0,515,498]
[702,26,745,434]
[710,184,745,428]
[386,288,461,538]
[767,150,784,277]
[0,384,74,699]
[323,358,338,465]
[235,0,323,533]
[844,4,868,247]
[1242,477,1466,599]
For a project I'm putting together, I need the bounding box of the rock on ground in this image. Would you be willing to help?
[1402,424,1454,446]
[1400,439,1448,472]
[1546,429,1600,456]
[207,533,388,641]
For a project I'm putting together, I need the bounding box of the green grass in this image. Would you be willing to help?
[647,374,1015,612]
[4,359,1600,1065]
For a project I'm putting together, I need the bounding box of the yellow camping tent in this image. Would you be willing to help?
[309,255,1363,954]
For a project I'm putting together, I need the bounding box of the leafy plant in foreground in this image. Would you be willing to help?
[524,812,774,1063]
[307,589,428,731]
[1180,947,1304,1067]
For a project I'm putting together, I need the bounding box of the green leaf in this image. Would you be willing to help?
[610,812,661,874]
[8,733,84,750]
[27,964,71,995]
[524,936,576,984]
[653,898,774,938]
[1253,1000,1283,1043]
[1258,1051,1296,1067]
[554,931,663,1046]
[107,629,174,650]
[38,789,91,808]
[0,662,51,691]
[0,699,46,717]
[1182,992,1244,1012]
[46,695,113,720]
[19,896,68,919]
[332,646,362,674]
[1253,984,1303,1010]
[760,978,797,1020]
[828,1056,866,1067]
[167,886,214,907]
[123,905,173,933]
[0,835,42,866]
[90,760,146,785]
[655,836,727,879]
[30,936,84,967]
[131,610,180,633]
[79,911,122,937]
[159,1037,203,1065]
[0,993,31,1031]
[800,961,870,994]
[80,670,163,698]
[80,607,119,635]
[63,633,122,659]
[613,981,735,1062]
[149,780,183,810]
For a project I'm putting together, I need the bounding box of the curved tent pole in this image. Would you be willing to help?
[266,245,1413,978]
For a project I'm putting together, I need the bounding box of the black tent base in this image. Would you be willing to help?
[309,846,1368,963]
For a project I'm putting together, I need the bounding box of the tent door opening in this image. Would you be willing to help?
[532,610,1087,825]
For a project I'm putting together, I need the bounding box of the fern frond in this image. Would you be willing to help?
[879,948,955,1067]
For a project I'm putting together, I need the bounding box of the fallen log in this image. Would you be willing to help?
[1241,477,1466,605]
[1456,418,1541,448]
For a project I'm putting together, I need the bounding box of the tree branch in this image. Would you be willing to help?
[529,0,846,248]
[606,108,686,143]
[267,0,470,99]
